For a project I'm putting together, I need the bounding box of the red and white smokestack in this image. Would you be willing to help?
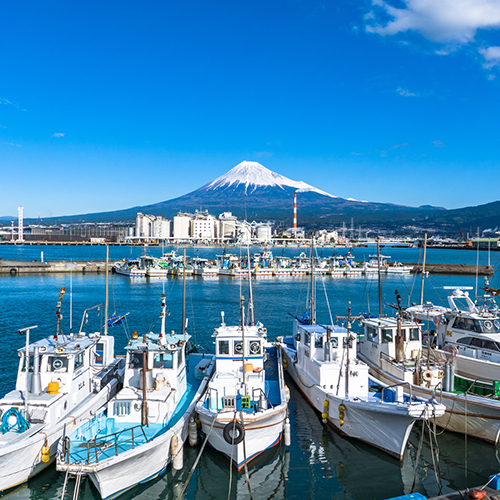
[293,191,297,228]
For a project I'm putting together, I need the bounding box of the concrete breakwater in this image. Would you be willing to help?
[0,259,494,276]
[0,260,107,275]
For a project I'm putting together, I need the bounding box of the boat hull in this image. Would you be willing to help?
[198,406,286,470]
[358,352,500,445]
[0,377,120,492]
[282,347,428,460]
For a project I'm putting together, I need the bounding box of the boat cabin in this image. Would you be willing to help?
[0,333,116,428]
[207,318,267,411]
[291,321,368,399]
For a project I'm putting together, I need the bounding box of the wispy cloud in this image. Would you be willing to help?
[431,140,447,148]
[389,143,410,150]
[254,151,273,158]
[396,87,418,97]
[480,45,500,69]
[365,0,500,74]
[0,98,26,111]
[51,133,65,138]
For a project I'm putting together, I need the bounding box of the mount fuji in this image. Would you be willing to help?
[40,161,446,227]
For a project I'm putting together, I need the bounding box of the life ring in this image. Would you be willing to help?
[468,489,487,499]
[223,421,245,445]
[253,367,263,373]
[422,370,433,382]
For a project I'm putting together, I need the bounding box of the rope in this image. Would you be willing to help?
[0,408,30,434]
[240,409,254,500]
[227,412,237,500]
[411,419,425,493]
[60,469,70,500]
[175,411,219,500]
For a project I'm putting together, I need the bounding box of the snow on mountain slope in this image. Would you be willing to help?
[205,161,338,198]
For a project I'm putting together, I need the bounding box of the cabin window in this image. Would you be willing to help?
[456,337,473,346]
[234,341,244,355]
[218,341,229,355]
[409,328,420,341]
[154,353,173,369]
[367,327,378,343]
[314,336,323,349]
[249,341,261,355]
[331,337,339,348]
[304,333,311,347]
[129,353,144,369]
[381,329,393,343]
[95,343,104,364]
[343,337,353,349]
[74,352,84,371]
[47,356,69,373]
[453,317,481,333]
[479,320,500,334]
[21,354,34,372]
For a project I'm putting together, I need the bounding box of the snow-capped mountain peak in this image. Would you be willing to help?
[205,161,337,198]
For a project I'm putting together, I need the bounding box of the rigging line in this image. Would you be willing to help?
[426,419,443,493]
[176,410,220,500]
[320,277,334,326]
[240,408,254,500]
[411,419,426,493]
[227,411,237,500]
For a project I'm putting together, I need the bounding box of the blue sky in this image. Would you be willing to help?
[1,0,500,218]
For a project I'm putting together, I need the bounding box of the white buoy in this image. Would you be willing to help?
[171,433,183,470]
[188,417,198,446]
[284,418,291,446]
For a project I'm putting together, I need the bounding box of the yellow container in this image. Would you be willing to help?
[244,363,254,372]
[48,381,59,395]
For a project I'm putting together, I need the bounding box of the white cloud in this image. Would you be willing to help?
[480,45,500,68]
[366,0,500,74]
[396,87,418,97]
[366,0,500,44]
[431,140,447,147]
[0,98,26,111]
[51,133,65,138]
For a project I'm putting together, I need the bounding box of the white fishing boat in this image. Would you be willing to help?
[57,294,215,500]
[196,299,289,470]
[386,262,413,274]
[277,241,444,460]
[358,303,500,445]
[114,258,146,277]
[279,317,444,460]
[273,256,291,277]
[192,258,219,276]
[290,252,309,276]
[217,253,247,277]
[0,288,124,492]
[252,250,275,277]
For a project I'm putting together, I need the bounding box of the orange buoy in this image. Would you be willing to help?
[468,489,487,499]
[48,381,59,395]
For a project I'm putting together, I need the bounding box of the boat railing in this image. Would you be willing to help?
[206,387,219,411]
[252,387,273,411]
[63,424,150,465]
[381,381,414,404]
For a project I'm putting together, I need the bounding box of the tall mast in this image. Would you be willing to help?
[310,237,316,324]
[182,247,186,338]
[345,302,351,398]
[104,244,109,336]
[240,295,246,387]
[377,236,382,317]
[247,246,255,326]
[419,233,427,305]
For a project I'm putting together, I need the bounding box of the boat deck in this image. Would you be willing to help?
[64,354,210,465]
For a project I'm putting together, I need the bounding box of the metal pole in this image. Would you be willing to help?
[247,246,255,326]
[310,237,316,324]
[104,244,109,336]
[182,248,186,338]
[17,326,38,419]
[377,237,382,317]
[419,233,427,306]
[240,296,246,387]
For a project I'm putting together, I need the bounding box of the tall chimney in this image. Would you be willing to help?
[293,192,297,229]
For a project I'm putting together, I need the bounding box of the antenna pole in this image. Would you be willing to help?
[104,244,109,336]
[240,295,246,387]
[310,237,316,324]
[247,246,255,326]
[346,302,351,398]
[419,233,427,305]
[377,236,382,317]
[182,247,187,338]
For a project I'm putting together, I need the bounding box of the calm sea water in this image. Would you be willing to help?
[1,245,499,500]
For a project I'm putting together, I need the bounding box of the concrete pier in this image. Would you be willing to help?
[0,260,107,275]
